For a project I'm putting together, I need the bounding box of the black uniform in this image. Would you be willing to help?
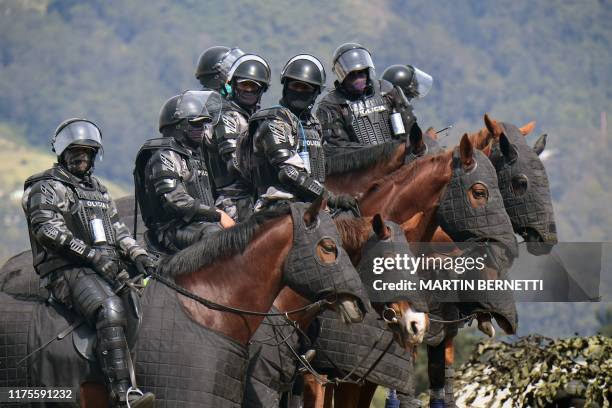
[22,164,150,406]
[238,106,327,211]
[204,99,253,219]
[135,137,221,252]
[317,78,416,154]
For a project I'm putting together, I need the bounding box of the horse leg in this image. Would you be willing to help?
[444,337,456,407]
[357,381,377,408]
[80,382,109,408]
[333,383,361,408]
[302,373,327,408]
[323,382,334,408]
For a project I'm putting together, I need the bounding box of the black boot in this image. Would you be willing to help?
[97,326,155,408]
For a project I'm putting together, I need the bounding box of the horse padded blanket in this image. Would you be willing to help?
[311,309,416,394]
[136,280,249,408]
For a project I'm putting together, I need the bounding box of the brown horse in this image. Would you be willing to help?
[0,201,371,408]
[306,134,519,408]
[243,214,428,407]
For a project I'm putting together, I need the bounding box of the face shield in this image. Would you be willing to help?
[212,47,245,84]
[174,90,222,127]
[406,65,433,99]
[52,120,103,160]
[333,48,375,83]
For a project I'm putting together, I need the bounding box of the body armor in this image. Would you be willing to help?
[245,107,325,206]
[205,100,250,190]
[297,115,326,183]
[318,80,415,150]
[135,137,216,229]
[23,166,132,277]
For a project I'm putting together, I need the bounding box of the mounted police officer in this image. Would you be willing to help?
[134,90,234,253]
[317,43,417,155]
[237,54,358,215]
[381,64,433,101]
[204,53,271,220]
[22,119,155,408]
[195,45,245,93]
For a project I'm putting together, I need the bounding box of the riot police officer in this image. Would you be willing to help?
[134,90,234,252]
[381,64,433,101]
[22,119,155,408]
[236,54,358,214]
[204,53,271,220]
[195,45,245,93]
[317,43,417,155]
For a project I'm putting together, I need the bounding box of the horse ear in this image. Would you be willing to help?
[425,126,438,140]
[533,133,547,155]
[500,133,518,161]
[484,113,502,139]
[519,121,536,136]
[459,134,474,168]
[481,142,492,157]
[409,122,424,150]
[372,214,391,240]
[304,195,324,227]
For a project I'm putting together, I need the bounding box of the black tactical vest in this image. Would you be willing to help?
[135,137,215,228]
[25,167,118,276]
[298,116,326,183]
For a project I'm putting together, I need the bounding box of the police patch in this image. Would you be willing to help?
[222,114,237,134]
[268,120,293,145]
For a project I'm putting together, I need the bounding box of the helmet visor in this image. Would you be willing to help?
[333,48,374,82]
[410,66,433,98]
[174,90,223,126]
[213,47,245,84]
[53,121,103,158]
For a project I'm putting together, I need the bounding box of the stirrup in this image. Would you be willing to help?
[126,387,143,408]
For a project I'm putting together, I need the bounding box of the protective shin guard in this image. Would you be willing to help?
[97,326,132,406]
[444,366,456,408]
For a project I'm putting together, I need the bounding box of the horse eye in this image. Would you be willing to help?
[511,175,529,196]
[317,238,338,263]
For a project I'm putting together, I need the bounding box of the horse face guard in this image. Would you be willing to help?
[356,221,428,313]
[490,123,557,254]
[284,203,370,316]
[437,148,518,263]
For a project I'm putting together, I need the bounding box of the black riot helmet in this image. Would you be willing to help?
[381,64,433,99]
[158,90,222,132]
[227,54,271,89]
[280,54,326,89]
[52,118,103,159]
[226,54,271,110]
[195,46,245,91]
[332,42,375,83]
[280,54,326,114]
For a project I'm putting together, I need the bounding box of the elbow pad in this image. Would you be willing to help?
[278,166,325,199]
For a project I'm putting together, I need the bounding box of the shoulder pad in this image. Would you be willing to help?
[24,166,75,190]
[89,176,108,193]
[249,106,291,124]
[318,88,348,106]
[137,137,190,157]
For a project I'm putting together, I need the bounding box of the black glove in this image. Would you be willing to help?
[90,252,120,283]
[134,254,156,276]
[328,193,360,216]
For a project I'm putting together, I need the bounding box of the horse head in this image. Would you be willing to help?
[356,214,429,347]
[284,199,370,324]
[480,114,557,255]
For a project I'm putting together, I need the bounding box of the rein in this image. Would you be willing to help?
[147,269,332,317]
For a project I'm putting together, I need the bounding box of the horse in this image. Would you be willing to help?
[0,201,371,407]
[243,215,429,408]
[304,134,520,408]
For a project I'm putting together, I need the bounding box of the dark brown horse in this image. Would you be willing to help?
[0,201,371,407]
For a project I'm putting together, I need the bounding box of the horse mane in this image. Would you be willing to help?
[334,217,373,252]
[325,141,402,176]
[365,149,453,193]
[160,205,292,278]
